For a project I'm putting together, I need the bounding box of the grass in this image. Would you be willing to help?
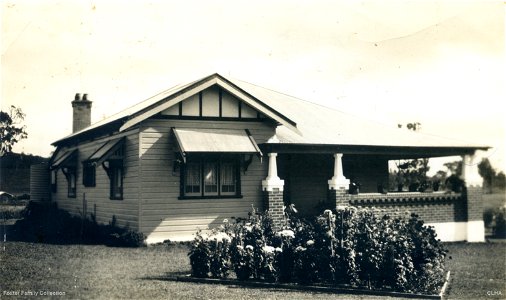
[1,241,504,299]
[0,242,402,300]
[445,242,506,300]
[483,192,506,210]
[1,195,504,299]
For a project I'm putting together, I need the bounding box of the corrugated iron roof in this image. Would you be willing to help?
[53,73,489,150]
[52,75,206,145]
[228,78,488,149]
[84,137,125,166]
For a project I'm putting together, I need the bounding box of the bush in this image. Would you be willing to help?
[10,201,145,247]
[484,207,506,238]
[188,205,448,295]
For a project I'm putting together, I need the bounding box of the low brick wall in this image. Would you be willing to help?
[347,192,466,223]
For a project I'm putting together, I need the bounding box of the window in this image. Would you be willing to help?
[107,160,123,200]
[63,167,76,198]
[203,162,218,195]
[51,149,77,197]
[184,162,201,196]
[220,162,237,195]
[51,170,57,192]
[181,155,240,198]
[82,163,96,187]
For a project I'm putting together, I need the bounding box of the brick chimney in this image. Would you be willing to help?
[71,93,92,133]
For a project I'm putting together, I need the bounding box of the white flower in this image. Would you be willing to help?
[287,204,298,213]
[236,245,244,250]
[207,232,231,243]
[245,245,254,251]
[223,219,229,224]
[262,245,275,254]
[324,209,333,216]
[244,225,253,232]
[295,246,306,252]
[274,247,282,253]
[277,229,295,238]
[306,240,314,246]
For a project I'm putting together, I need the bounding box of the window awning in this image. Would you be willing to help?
[51,149,78,170]
[84,137,125,166]
[172,128,262,161]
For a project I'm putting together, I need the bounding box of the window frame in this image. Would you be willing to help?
[105,159,124,200]
[63,167,77,198]
[51,169,58,193]
[179,154,242,200]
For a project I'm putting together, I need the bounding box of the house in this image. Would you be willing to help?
[48,73,488,243]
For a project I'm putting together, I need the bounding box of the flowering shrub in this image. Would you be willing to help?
[188,205,448,295]
[188,230,211,278]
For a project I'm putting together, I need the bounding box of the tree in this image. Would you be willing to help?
[395,158,430,192]
[496,172,506,191]
[478,158,496,193]
[443,160,462,177]
[0,105,28,156]
[391,122,431,191]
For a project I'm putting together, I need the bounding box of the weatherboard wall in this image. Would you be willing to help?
[51,130,140,229]
[138,119,274,243]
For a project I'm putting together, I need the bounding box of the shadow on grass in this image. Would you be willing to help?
[141,273,443,299]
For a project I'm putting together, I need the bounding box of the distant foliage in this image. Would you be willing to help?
[391,159,431,192]
[478,158,506,193]
[188,206,447,295]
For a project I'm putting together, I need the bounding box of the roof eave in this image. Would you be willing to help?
[260,143,490,158]
[51,118,126,147]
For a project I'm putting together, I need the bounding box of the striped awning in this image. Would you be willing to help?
[84,137,125,166]
[172,128,261,161]
[51,149,78,170]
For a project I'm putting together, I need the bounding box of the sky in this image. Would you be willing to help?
[1,0,505,174]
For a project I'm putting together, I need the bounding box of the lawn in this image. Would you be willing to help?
[1,241,504,300]
[483,192,506,210]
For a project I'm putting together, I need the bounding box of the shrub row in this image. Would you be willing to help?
[10,201,145,247]
[188,206,447,295]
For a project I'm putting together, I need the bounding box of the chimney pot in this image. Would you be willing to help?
[72,93,92,133]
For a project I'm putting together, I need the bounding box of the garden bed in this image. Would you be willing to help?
[170,271,451,299]
[188,207,450,296]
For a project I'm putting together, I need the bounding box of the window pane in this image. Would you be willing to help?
[70,173,76,189]
[185,163,201,195]
[83,165,96,187]
[220,162,236,194]
[110,165,123,199]
[204,162,218,194]
[67,170,76,198]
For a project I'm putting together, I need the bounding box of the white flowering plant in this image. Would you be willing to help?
[188,206,447,295]
[188,230,210,278]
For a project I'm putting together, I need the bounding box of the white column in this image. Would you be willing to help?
[462,154,482,188]
[462,153,485,242]
[262,153,284,192]
[328,153,350,190]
